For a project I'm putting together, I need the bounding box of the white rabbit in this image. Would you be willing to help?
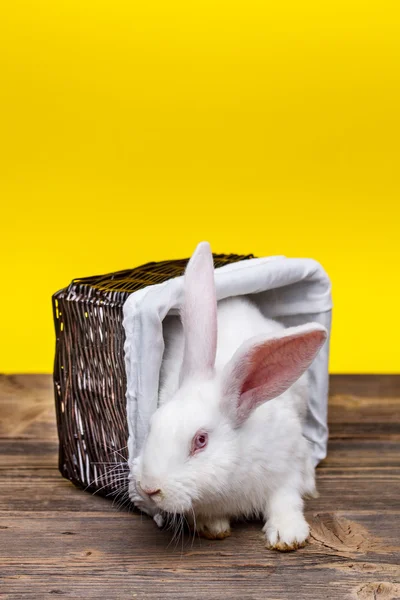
[130,242,327,551]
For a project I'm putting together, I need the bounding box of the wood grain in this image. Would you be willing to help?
[0,375,399,599]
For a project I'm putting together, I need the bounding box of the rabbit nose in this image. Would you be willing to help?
[143,487,161,497]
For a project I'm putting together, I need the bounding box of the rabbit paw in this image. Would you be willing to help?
[195,517,231,540]
[263,514,309,552]
[131,493,158,517]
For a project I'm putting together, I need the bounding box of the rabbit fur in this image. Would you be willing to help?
[130,242,327,551]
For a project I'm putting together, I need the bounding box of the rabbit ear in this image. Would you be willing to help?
[179,242,217,384]
[221,323,327,425]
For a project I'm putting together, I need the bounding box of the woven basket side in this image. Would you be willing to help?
[53,292,129,494]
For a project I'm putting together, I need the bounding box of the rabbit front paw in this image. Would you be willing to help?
[193,516,231,540]
[263,513,309,552]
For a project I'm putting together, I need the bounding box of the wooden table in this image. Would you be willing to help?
[1,375,399,599]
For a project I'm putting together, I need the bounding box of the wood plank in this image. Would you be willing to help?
[329,375,400,397]
[0,467,400,513]
[0,511,399,599]
[0,374,56,440]
[0,374,399,600]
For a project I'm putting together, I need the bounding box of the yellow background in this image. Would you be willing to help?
[0,1,399,373]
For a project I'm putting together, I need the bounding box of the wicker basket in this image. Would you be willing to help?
[52,253,253,499]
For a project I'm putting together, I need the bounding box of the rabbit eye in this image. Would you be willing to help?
[190,430,208,455]
[196,433,207,447]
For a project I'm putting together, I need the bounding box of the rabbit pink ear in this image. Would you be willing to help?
[221,324,327,425]
[179,242,217,384]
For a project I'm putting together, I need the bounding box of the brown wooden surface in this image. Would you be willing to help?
[0,375,399,600]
